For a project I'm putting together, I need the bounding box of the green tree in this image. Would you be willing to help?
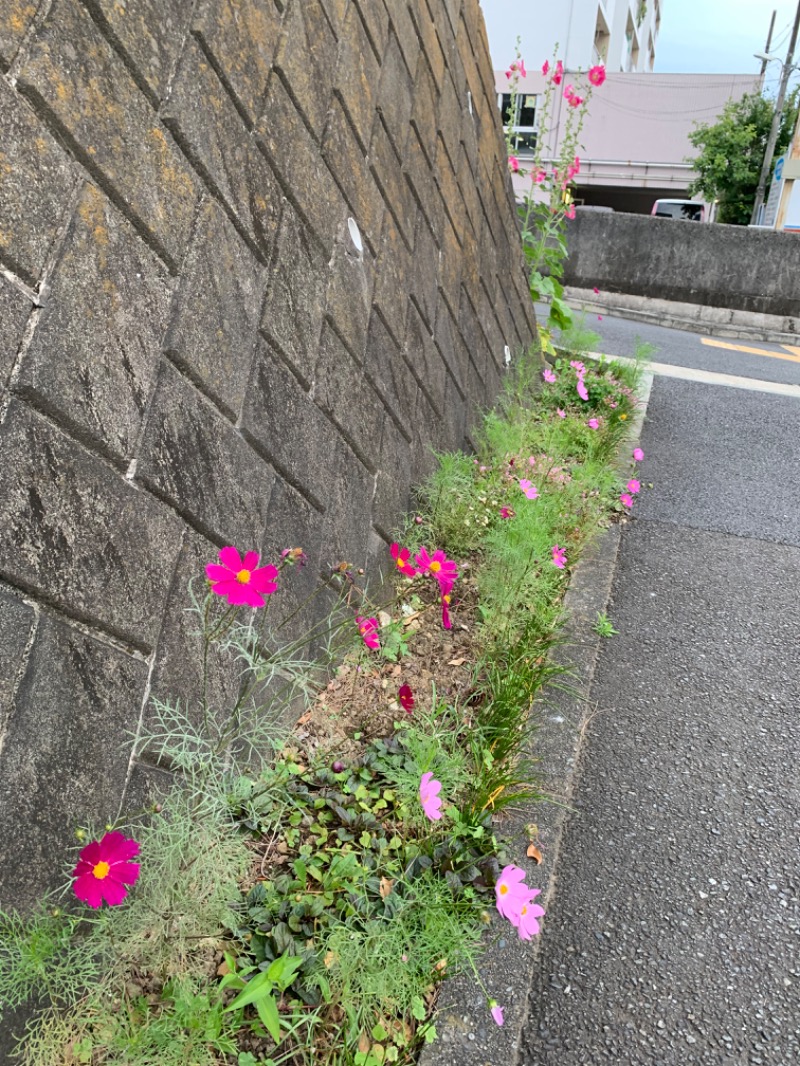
[687,90,799,224]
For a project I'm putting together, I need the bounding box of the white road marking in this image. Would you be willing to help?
[586,352,800,399]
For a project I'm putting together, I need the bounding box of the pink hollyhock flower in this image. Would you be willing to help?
[552,545,567,569]
[587,418,600,430]
[399,684,415,712]
[577,379,589,402]
[588,64,606,87]
[552,59,563,85]
[495,864,532,921]
[534,168,546,185]
[518,59,527,77]
[508,155,520,173]
[541,59,550,75]
[627,478,641,494]
[206,547,278,607]
[356,615,380,650]
[490,1002,505,1026]
[391,542,418,577]
[542,367,556,383]
[573,155,581,173]
[566,203,576,220]
[557,408,567,418]
[593,286,600,295]
[519,478,539,500]
[563,83,574,100]
[517,892,546,940]
[499,506,514,519]
[633,448,644,462]
[414,547,458,593]
[441,591,452,630]
[73,831,140,909]
[620,493,634,509]
[568,93,583,107]
[420,772,443,821]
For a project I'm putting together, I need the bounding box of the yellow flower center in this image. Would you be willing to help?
[443,594,451,605]
[429,560,441,573]
[619,414,627,421]
[499,883,508,896]
[236,569,251,584]
[395,557,406,568]
[93,861,110,881]
[521,905,528,916]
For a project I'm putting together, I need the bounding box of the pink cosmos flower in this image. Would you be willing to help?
[390,542,418,577]
[627,478,641,494]
[508,155,520,173]
[72,831,140,909]
[399,684,415,712]
[570,360,586,375]
[414,547,458,593]
[557,408,567,419]
[206,547,278,607]
[541,59,550,75]
[517,892,546,940]
[593,286,600,295]
[552,60,564,85]
[499,506,514,519]
[490,1002,505,1026]
[519,478,539,500]
[420,772,443,821]
[552,545,567,569]
[598,315,603,321]
[633,448,644,462]
[441,591,452,630]
[620,493,634,509]
[587,418,599,430]
[588,64,606,87]
[356,615,380,650]
[495,865,532,922]
[577,379,589,402]
[542,367,556,384]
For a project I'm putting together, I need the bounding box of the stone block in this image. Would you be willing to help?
[404,298,448,416]
[0,272,31,395]
[352,0,388,60]
[412,1,445,89]
[162,40,281,263]
[257,74,341,255]
[332,4,380,154]
[409,385,441,486]
[0,615,147,909]
[437,69,463,173]
[17,184,172,463]
[0,0,36,69]
[319,0,347,38]
[137,361,273,549]
[0,78,74,287]
[375,31,413,158]
[17,0,199,272]
[404,127,444,240]
[315,321,385,469]
[372,399,412,542]
[261,202,327,388]
[385,0,420,78]
[457,142,481,236]
[437,214,463,316]
[477,278,506,373]
[193,0,284,124]
[432,292,467,398]
[241,339,334,512]
[147,528,241,738]
[322,97,384,257]
[364,307,417,442]
[370,117,416,251]
[273,0,336,139]
[0,588,35,738]
[409,51,439,167]
[321,437,373,571]
[372,212,412,348]
[434,133,464,239]
[83,0,194,103]
[165,197,266,420]
[407,212,439,331]
[0,399,182,649]
[323,224,375,364]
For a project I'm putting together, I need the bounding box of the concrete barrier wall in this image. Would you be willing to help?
[563,211,800,318]
[0,0,536,915]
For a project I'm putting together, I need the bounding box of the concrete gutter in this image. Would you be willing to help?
[421,369,654,1066]
[562,287,800,344]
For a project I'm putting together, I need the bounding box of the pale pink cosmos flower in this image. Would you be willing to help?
[588,64,606,87]
[587,418,600,430]
[633,448,645,462]
[570,360,586,375]
[420,772,443,821]
[557,408,567,418]
[552,545,567,569]
[517,892,546,940]
[627,478,641,494]
[356,615,380,650]
[519,478,539,500]
[495,865,532,922]
[620,493,634,509]
[542,367,556,384]
[577,379,589,402]
[490,1002,505,1026]
[508,155,520,173]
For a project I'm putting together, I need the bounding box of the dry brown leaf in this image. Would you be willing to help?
[379,876,394,899]
[358,1031,371,1055]
[323,950,337,969]
[216,959,231,977]
[448,657,466,666]
[295,711,312,726]
[527,843,543,864]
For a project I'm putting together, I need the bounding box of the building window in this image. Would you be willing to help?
[499,93,537,153]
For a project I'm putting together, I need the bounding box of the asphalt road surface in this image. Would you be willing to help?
[520,322,800,1064]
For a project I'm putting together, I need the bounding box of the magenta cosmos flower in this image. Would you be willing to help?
[542,367,556,384]
[441,591,452,630]
[633,447,644,462]
[356,615,380,650]
[627,478,641,494]
[519,478,539,500]
[390,542,418,577]
[588,64,606,86]
[206,547,278,607]
[399,684,414,712]
[420,772,443,821]
[552,545,567,569]
[490,1002,504,1026]
[499,506,514,519]
[73,831,140,909]
[414,547,458,593]
[620,493,634,509]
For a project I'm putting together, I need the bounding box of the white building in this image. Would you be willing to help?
[481,0,663,74]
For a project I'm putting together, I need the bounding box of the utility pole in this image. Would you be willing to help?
[759,10,777,87]
[750,0,800,226]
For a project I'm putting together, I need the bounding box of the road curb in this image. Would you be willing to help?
[421,369,654,1066]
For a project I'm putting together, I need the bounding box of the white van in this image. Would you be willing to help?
[651,199,705,222]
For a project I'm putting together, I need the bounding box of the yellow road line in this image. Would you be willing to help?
[701,338,800,364]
